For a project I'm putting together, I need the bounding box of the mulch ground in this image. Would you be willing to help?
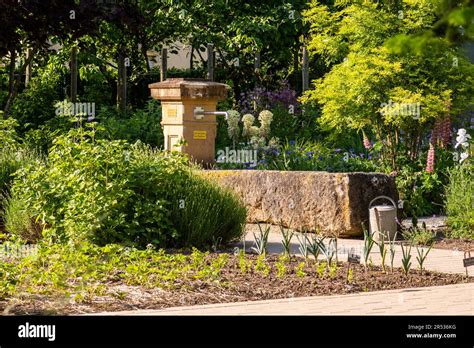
[1,253,471,315]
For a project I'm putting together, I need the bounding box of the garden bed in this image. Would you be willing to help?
[1,252,471,315]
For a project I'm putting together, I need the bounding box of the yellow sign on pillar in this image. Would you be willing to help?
[193,130,207,140]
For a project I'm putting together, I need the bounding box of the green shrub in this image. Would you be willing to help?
[445,163,474,239]
[3,193,42,243]
[99,99,164,147]
[0,118,39,201]
[9,126,245,248]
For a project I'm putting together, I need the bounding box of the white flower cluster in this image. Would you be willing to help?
[454,128,471,163]
[228,110,274,148]
[226,110,240,144]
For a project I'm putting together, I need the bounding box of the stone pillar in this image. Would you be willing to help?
[149,78,228,165]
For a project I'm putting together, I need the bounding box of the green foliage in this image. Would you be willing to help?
[3,194,42,243]
[238,250,251,274]
[387,232,397,273]
[252,223,270,255]
[362,224,375,267]
[346,267,354,284]
[416,244,432,274]
[307,234,324,261]
[400,243,413,276]
[445,163,474,239]
[295,261,306,278]
[328,261,338,279]
[275,255,289,278]
[0,119,40,204]
[280,223,294,256]
[296,233,309,258]
[254,254,270,276]
[8,126,245,249]
[10,57,63,130]
[375,234,388,273]
[98,100,164,148]
[0,242,230,301]
[316,261,326,278]
[401,222,436,246]
[302,0,474,175]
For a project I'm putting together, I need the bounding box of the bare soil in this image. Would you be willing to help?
[1,254,471,315]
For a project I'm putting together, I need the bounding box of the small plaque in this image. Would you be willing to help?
[463,257,474,268]
[167,106,177,118]
[348,253,360,264]
[193,130,207,140]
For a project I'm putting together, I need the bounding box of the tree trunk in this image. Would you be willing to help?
[25,48,32,87]
[70,46,78,102]
[141,42,150,72]
[117,47,127,115]
[160,47,167,81]
[4,46,37,118]
[254,51,261,89]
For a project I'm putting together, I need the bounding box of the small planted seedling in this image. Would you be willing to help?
[307,235,325,262]
[238,249,251,274]
[328,261,338,278]
[316,261,326,278]
[375,232,387,273]
[276,255,289,278]
[346,267,354,284]
[400,243,412,276]
[362,223,375,269]
[280,223,294,256]
[387,232,397,273]
[416,244,432,274]
[319,238,336,268]
[296,261,306,278]
[255,254,270,276]
[296,234,309,258]
[252,223,270,255]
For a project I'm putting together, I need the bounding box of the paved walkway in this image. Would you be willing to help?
[93,227,473,316]
[97,283,473,315]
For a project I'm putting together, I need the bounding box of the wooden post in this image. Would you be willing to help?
[254,51,261,87]
[70,46,77,102]
[117,48,127,114]
[207,43,214,81]
[25,48,32,87]
[160,47,167,81]
[190,45,194,72]
[302,46,309,92]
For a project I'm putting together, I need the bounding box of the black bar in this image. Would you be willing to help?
[0,316,471,347]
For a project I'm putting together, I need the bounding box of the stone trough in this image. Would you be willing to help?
[203,170,399,238]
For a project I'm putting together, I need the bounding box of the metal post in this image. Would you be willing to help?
[160,47,167,81]
[207,43,214,81]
